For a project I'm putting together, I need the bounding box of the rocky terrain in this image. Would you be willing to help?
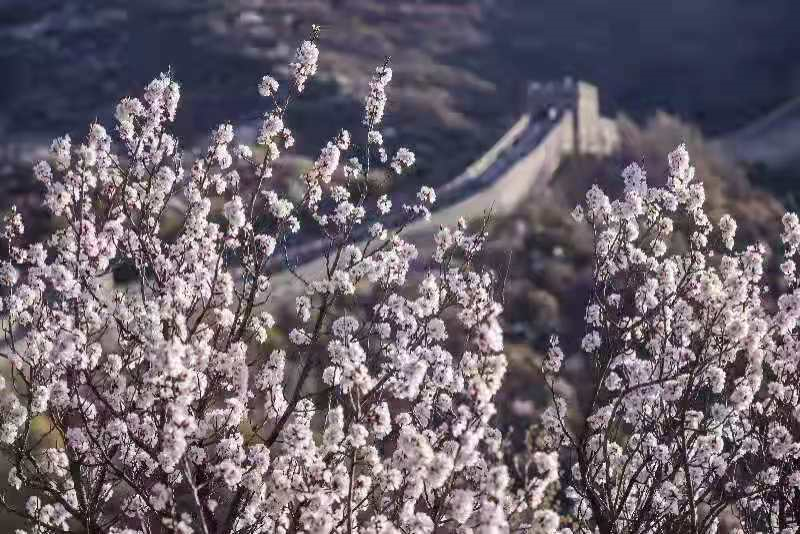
[2,0,799,172]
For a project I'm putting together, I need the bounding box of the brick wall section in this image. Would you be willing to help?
[267,80,617,299]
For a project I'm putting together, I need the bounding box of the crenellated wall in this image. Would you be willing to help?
[267,80,617,299]
[0,81,616,355]
[527,79,618,156]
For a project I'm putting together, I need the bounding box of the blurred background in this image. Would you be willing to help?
[2,0,799,186]
[1,0,799,485]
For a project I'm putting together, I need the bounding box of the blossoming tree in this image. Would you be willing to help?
[0,28,558,534]
[543,145,800,533]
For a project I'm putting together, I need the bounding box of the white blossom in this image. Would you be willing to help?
[0,31,559,534]
[289,40,319,93]
[257,75,279,97]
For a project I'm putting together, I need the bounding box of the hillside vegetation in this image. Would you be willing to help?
[484,113,787,423]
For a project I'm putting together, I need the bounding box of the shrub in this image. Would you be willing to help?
[0,28,556,534]
[544,145,800,533]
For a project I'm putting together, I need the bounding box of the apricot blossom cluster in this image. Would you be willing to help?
[545,146,800,534]
[0,31,556,534]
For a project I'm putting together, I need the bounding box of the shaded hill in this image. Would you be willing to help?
[1,0,799,184]
[714,96,800,200]
[718,95,800,168]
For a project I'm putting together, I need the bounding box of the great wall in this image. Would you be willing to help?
[0,79,617,355]
[267,79,619,299]
[0,79,618,307]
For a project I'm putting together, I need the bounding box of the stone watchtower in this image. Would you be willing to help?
[527,78,618,156]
